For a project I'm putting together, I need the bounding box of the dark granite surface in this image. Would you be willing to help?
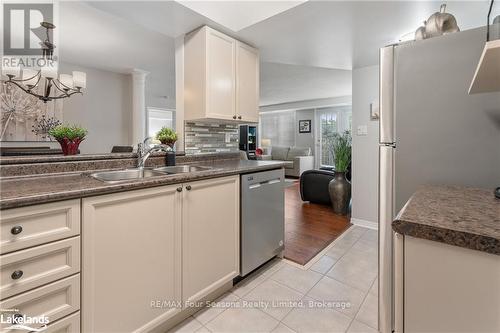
[393,185,500,255]
[0,152,240,178]
[0,160,284,210]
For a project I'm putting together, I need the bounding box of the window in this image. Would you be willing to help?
[259,110,295,148]
[147,108,174,138]
[316,106,351,167]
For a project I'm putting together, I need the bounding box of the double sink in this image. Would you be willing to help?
[91,165,213,183]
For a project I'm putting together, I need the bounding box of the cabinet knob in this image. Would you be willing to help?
[11,225,23,235]
[176,187,182,192]
[11,270,23,280]
[232,115,237,119]
[185,185,192,191]
[238,115,242,120]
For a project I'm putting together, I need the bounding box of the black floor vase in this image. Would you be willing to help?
[328,171,351,215]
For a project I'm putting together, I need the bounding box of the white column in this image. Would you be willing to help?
[131,69,148,149]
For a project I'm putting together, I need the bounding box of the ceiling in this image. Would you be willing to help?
[260,62,351,106]
[85,0,491,69]
[176,1,306,32]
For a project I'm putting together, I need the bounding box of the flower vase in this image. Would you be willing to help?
[328,171,351,215]
[57,137,83,155]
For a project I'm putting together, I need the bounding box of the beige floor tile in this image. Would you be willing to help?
[259,258,286,277]
[326,255,377,293]
[194,292,240,325]
[342,226,367,240]
[355,293,378,329]
[243,279,303,320]
[309,255,337,275]
[270,264,323,294]
[347,320,378,333]
[326,237,357,260]
[205,308,279,333]
[195,326,211,333]
[271,323,296,333]
[282,297,352,333]
[360,229,378,243]
[307,276,367,318]
[169,316,203,333]
[231,271,268,298]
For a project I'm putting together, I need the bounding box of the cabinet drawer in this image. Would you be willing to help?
[0,274,80,332]
[0,200,80,254]
[0,237,80,299]
[44,311,80,333]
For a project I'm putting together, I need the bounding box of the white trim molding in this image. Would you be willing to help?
[351,218,378,230]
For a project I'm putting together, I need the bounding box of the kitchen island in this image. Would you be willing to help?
[392,185,500,333]
[0,153,285,332]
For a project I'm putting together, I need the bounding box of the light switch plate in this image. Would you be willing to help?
[357,125,368,136]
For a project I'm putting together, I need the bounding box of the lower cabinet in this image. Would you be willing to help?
[398,235,500,333]
[82,185,182,332]
[182,176,240,303]
[82,175,240,332]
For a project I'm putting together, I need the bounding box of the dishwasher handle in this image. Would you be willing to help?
[248,178,282,189]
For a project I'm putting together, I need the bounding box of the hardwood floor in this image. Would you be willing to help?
[284,182,351,265]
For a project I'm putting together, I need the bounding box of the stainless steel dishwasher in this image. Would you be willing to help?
[240,168,285,276]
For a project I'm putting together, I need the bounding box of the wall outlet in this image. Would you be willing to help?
[357,125,368,136]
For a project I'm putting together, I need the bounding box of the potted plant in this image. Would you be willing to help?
[328,131,352,215]
[48,124,88,155]
[155,127,178,148]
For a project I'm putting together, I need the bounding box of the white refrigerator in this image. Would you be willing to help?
[378,27,500,332]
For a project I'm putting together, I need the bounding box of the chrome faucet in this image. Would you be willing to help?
[137,137,171,169]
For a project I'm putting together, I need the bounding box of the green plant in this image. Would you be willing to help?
[331,130,352,172]
[155,127,178,145]
[48,124,87,141]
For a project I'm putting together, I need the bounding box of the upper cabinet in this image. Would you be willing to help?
[236,41,260,123]
[184,26,259,123]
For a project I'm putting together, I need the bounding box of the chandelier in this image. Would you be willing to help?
[1,22,86,103]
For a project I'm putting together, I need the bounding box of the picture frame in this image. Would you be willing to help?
[298,120,311,133]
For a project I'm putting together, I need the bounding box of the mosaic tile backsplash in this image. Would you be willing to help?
[185,122,239,154]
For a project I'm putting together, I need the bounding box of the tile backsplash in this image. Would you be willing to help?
[185,122,239,154]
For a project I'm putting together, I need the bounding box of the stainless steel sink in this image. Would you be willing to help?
[154,165,213,174]
[91,168,167,183]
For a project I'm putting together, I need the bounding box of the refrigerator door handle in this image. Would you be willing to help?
[379,145,395,333]
[380,46,395,144]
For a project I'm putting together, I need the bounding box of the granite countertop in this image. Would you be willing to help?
[0,160,285,210]
[393,185,500,255]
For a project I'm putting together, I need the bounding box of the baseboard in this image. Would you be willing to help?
[351,218,378,230]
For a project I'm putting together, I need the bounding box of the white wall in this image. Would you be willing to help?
[351,65,379,226]
[295,109,315,152]
[60,62,132,154]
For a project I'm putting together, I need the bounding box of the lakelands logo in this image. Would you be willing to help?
[3,3,53,56]
[1,311,50,332]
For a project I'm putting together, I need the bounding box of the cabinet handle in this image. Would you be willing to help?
[185,185,192,191]
[232,115,237,119]
[11,225,23,235]
[176,187,183,192]
[238,115,242,120]
[11,270,23,280]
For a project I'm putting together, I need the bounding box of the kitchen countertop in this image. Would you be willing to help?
[0,160,285,210]
[393,185,500,255]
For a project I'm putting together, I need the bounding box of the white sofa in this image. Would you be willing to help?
[259,146,314,177]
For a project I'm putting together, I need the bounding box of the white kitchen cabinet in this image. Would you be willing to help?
[399,235,500,333]
[182,176,240,303]
[82,185,182,333]
[184,26,259,123]
[236,41,260,123]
